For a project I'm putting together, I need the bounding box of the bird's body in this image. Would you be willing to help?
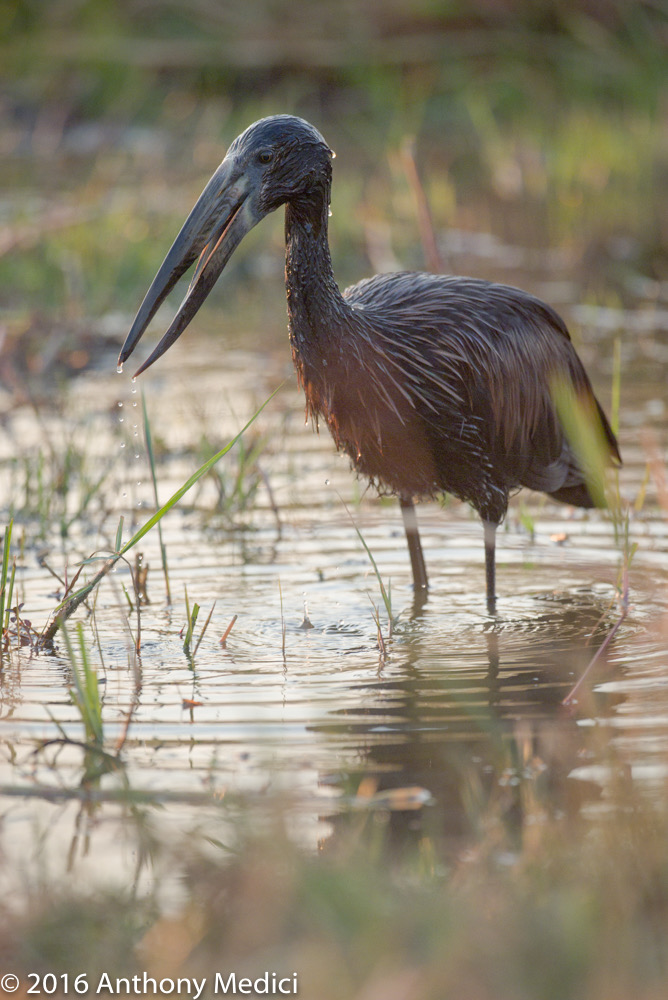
[290,266,615,522]
[120,115,620,609]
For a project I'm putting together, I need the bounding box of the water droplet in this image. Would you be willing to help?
[137,481,142,487]
[117,363,124,374]
[131,376,137,384]
[119,417,124,423]
[324,478,330,486]
[131,385,137,393]
[328,208,333,217]
[132,401,137,407]
[331,150,337,159]
[122,491,127,498]
[118,401,123,407]
[120,442,126,449]
[134,453,140,459]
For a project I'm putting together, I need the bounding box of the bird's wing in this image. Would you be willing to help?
[344,271,620,479]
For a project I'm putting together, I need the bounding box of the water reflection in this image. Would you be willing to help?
[316,592,625,852]
[0,539,662,895]
[0,332,664,886]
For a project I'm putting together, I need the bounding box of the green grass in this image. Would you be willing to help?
[338,492,398,633]
[38,387,280,647]
[182,586,216,659]
[195,427,267,524]
[1,420,117,543]
[63,622,104,748]
[552,378,612,510]
[182,585,199,655]
[142,391,171,602]
[0,520,16,659]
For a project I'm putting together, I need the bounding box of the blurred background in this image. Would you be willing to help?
[1,0,667,385]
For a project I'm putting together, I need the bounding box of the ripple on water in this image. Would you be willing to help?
[0,342,665,881]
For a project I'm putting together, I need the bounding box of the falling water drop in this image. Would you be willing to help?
[324,479,330,486]
[118,401,123,407]
[120,442,126,449]
[117,363,124,374]
[300,596,314,630]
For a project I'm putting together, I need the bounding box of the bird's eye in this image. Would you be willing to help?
[257,150,273,164]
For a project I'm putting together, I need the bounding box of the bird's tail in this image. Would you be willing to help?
[549,398,621,509]
[548,481,598,508]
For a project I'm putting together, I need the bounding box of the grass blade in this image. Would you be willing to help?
[39,386,282,648]
[115,515,124,553]
[118,388,281,560]
[5,560,16,635]
[611,335,622,438]
[337,493,395,627]
[552,378,613,511]
[183,588,200,655]
[192,600,216,657]
[142,390,171,602]
[0,520,13,639]
[63,623,104,748]
[220,613,237,648]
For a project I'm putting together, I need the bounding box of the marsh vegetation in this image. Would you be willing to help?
[1,2,667,996]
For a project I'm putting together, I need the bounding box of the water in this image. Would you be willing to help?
[0,252,666,892]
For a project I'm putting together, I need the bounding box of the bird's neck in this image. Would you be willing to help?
[284,187,348,354]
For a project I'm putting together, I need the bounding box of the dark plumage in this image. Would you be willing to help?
[119,114,621,610]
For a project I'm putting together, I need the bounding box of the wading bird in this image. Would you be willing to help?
[119,115,620,611]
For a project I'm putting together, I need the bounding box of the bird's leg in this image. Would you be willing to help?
[400,497,428,596]
[483,519,498,613]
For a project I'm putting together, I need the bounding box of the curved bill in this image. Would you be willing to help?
[118,156,261,377]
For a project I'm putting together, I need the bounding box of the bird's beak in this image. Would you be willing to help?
[118,155,260,376]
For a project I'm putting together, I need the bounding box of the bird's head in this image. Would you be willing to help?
[118,115,333,375]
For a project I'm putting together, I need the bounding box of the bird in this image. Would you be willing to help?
[119,114,621,611]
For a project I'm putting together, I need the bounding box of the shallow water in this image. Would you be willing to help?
[0,251,667,893]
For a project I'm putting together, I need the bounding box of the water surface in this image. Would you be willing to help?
[0,234,666,893]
